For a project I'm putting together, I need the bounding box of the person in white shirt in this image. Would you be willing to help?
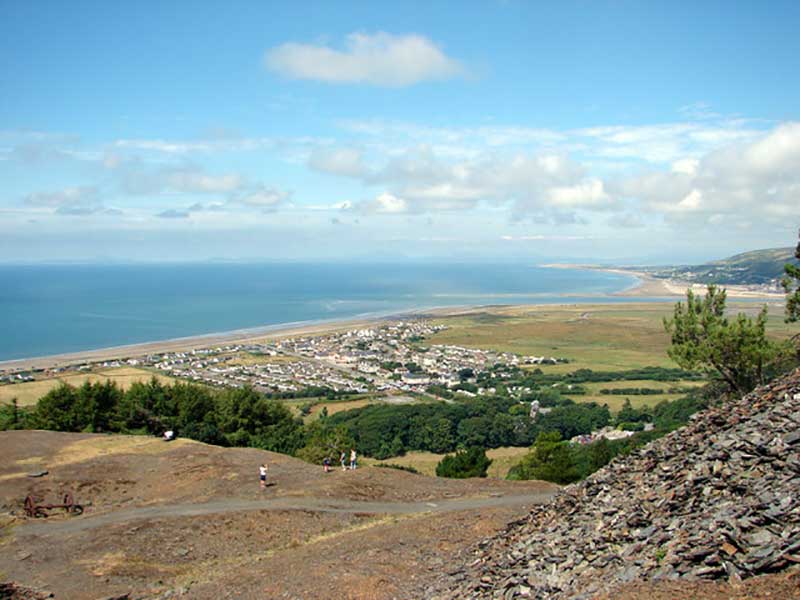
[259,463,268,490]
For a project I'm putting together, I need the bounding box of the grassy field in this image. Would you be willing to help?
[429,302,798,374]
[429,304,679,372]
[0,367,174,407]
[566,379,706,412]
[365,446,530,479]
[299,393,427,421]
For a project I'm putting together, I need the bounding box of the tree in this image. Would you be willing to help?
[783,228,800,323]
[296,423,355,464]
[663,285,790,396]
[436,447,492,478]
[507,431,580,484]
[33,383,82,431]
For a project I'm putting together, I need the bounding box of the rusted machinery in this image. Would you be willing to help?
[23,492,83,518]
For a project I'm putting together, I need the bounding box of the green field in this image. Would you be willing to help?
[0,367,174,407]
[429,302,798,374]
[567,379,705,412]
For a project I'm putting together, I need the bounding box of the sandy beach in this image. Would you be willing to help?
[1,265,785,374]
[542,264,787,300]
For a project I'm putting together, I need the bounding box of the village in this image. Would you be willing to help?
[143,320,567,396]
[0,319,568,400]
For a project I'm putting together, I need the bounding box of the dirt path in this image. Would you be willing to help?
[18,491,555,537]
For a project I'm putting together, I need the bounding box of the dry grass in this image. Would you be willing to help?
[0,367,174,407]
[0,435,196,484]
[365,446,530,479]
[308,398,375,419]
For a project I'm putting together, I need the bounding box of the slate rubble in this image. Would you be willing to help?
[433,369,800,599]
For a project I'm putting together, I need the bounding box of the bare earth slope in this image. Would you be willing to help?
[0,431,556,599]
[431,368,800,600]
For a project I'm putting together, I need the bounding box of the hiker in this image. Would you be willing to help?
[340,451,347,471]
[323,456,331,473]
[259,463,268,490]
[350,448,357,470]
[163,430,175,442]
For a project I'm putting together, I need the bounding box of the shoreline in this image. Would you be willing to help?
[0,304,485,373]
[1,265,785,373]
[542,263,787,300]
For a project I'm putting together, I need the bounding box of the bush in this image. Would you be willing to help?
[436,447,492,478]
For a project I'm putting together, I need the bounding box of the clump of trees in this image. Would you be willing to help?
[436,447,492,478]
[326,395,611,459]
[2,378,306,454]
[507,391,709,484]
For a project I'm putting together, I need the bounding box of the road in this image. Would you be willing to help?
[18,490,556,537]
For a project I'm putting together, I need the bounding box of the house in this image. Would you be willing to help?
[401,372,430,385]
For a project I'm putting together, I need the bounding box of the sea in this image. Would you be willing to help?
[0,262,646,362]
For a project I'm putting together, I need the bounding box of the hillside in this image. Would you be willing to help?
[0,431,556,600]
[645,247,797,286]
[431,368,800,599]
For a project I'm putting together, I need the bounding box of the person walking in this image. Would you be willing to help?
[259,463,268,490]
[340,450,347,472]
[350,448,357,470]
[323,456,331,473]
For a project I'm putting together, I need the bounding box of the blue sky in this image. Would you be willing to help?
[1,1,799,263]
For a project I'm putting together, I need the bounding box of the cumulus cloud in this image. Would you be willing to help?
[23,186,110,216]
[231,185,290,210]
[265,32,464,87]
[361,192,409,214]
[307,147,368,177]
[166,170,244,194]
[617,121,800,225]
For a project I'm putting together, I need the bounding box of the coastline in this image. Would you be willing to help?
[541,263,787,300]
[1,264,785,373]
[0,304,483,373]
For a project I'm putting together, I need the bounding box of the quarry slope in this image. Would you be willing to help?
[432,368,800,599]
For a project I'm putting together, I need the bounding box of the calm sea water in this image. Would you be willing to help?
[0,263,641,361]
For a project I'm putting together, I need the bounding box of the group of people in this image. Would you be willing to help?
[323,448,357,472]
[259,447,358,489]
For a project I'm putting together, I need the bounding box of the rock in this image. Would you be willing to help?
[431,368,800,599]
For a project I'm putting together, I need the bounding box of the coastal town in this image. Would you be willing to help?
[0,320,567,398]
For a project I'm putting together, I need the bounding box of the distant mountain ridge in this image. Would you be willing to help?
[645,247,798,286]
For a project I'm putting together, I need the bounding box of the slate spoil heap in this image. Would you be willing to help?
[433,369,800,599]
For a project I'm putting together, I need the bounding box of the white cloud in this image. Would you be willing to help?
[265,32,464,87]
[167,171,244,194]
[307,147,367,177]
[21,186,119,217]
[618,121,800,225]
[362,192,409,214]
[232,185,290,209]
[547,179,610,208]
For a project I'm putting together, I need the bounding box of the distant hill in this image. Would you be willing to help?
[645,247,798,286]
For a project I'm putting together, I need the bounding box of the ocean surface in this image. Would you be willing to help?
[0,263,642,361]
